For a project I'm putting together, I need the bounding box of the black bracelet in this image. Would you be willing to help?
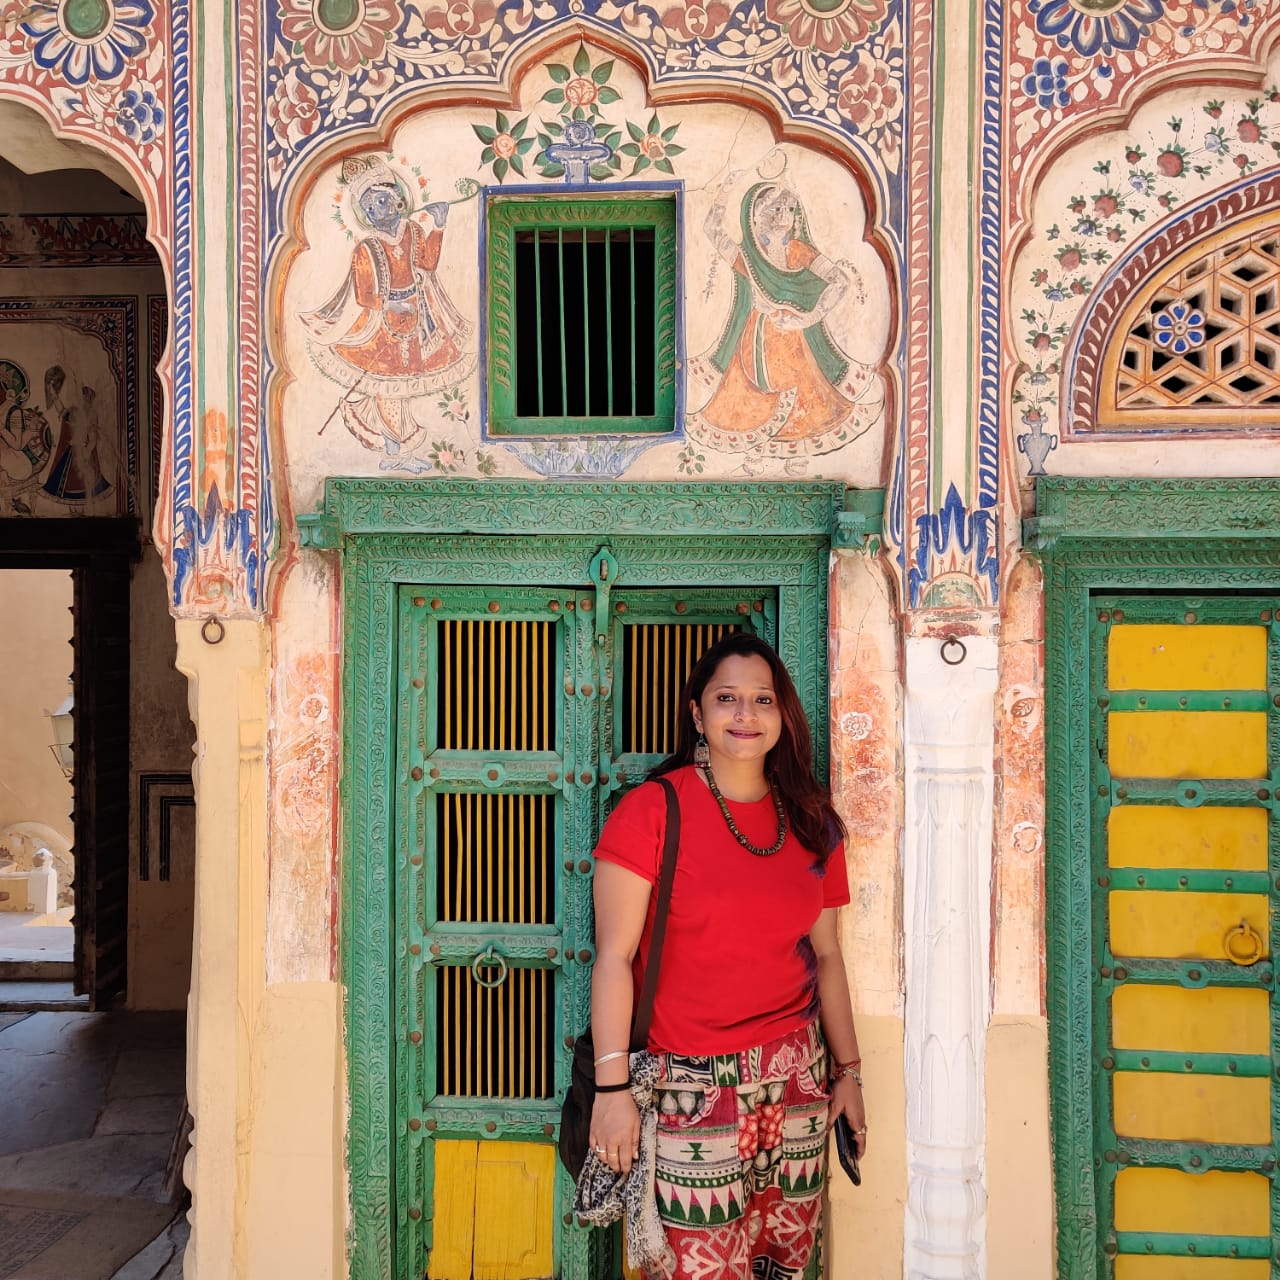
[595,1078,632,1093]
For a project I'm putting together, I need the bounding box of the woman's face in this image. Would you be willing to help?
[691,652,783,770]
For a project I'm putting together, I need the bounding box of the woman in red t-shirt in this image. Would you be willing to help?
[588,632,865,1277]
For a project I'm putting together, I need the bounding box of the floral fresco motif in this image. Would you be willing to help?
[1013,84,1280,471]
[22,0,153,86]
[473,47,685,183]
[300,153,477,473]
[262,2,907,208]
[1010,0,1262,193]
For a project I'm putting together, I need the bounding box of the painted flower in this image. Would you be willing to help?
[267,66,320,150]
[650,1,734,39]
[279,0,402,73]
[564,76,598,107]
[1028,0,1165,57]
[837,54,901,131]
[413,0,498,38]
[1022,57,1069,111]
[764,0,886,53]
[1153,300,1205,353]
[22,0,154,87]
[114,82,163,144]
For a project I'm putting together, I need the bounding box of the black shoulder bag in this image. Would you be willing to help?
[557,776,680,1180]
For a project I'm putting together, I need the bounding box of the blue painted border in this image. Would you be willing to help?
[170,0,195,601]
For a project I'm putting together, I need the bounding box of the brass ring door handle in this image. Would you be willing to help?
[471,945,509,988]
[1224,919,1265,966]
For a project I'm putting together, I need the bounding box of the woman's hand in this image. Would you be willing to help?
[589,1090,641,1175]
[828,1074,867,1158]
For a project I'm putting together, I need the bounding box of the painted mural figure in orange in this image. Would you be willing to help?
[302,155,475,473]
[688,167,880,460]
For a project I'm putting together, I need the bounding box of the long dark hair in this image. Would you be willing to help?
[651,632,846,862]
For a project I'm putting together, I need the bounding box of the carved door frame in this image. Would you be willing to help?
[300,480,881,1280]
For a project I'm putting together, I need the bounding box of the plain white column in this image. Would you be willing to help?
[902,633,997,1280]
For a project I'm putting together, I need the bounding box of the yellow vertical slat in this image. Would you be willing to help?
[499,620,507,751]
[452,967,461,1096]
[465,619,474,749]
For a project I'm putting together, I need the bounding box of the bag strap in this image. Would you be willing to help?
[628,777,680,1053]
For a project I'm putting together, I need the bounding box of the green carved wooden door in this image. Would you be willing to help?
[1088,596,1278,1279]
[396,576,774,1280]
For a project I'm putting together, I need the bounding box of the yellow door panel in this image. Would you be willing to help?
[1116,1259,1270,1280]
[1112,984,1271,1054]
[1108,625,1267,690]
[1113,1072,1271,1143]
[431,1140,479,1280]
[1108,712,1268,779]
[472,1142,556,1280]
[1108,806,1268,871]
[1109,891,1270,960]
[1114,1167,1270,1235]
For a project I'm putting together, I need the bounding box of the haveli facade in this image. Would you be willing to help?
[1,1,1278,1277]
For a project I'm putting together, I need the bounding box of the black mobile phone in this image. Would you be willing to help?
[833,1114,861,1186]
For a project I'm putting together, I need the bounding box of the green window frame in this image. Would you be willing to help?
[485,194,679,437]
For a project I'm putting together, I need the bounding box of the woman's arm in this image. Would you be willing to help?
[811,906,867,1155]
[588,859,652,1175]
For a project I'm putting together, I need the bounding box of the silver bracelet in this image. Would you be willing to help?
[594,1050,629,1067]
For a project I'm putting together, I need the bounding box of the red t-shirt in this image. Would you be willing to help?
[592,765,850,1055]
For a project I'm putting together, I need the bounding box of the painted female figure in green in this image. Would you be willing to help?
[688,174,879,459]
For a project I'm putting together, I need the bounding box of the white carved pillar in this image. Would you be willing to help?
[903,632,997,1280]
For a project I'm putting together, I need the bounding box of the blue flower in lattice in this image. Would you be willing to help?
[22,0,154,87]
[1022,57,1070,111]
[1029,0,1165,57]
[1152,301,1205,354]
[115,84,163,144]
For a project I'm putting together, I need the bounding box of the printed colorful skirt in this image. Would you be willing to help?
[648,1021,828,1280]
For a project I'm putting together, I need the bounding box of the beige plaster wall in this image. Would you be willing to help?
[985,1016,1054,1279]
[128,549,196,1010]
[0,567,73,841]
[828,1013,906,1276]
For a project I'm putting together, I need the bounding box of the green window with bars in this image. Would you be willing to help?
[485,194,678,436]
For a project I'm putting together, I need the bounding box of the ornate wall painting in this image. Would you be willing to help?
[260,0,913,613]
[1009,57,1280,480]
[298,153,478,476]
[684,152,888,473]
[0,299,138,518]
[280,49,897,506]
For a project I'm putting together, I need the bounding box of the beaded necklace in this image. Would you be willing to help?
[703,765,789,857]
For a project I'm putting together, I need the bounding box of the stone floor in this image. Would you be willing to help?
[0,911,74,965]
[0,1011,187,1279]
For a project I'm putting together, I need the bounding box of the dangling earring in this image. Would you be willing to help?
[694,733,710,768]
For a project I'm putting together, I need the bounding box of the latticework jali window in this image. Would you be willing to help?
[1101,223,1280,430]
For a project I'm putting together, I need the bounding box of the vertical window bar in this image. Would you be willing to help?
[629,228,637,418]
[558,229,568,417]
[605,229,614,417]
[534,230,545,417]
[582,229,590,417]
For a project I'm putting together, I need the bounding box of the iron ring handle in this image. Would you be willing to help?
[940,636,966,666]
[471,945,509,989]
[201,615,225,645]
[1224,919,1265,966]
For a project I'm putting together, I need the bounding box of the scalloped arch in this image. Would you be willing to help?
[1064,168,1280,438]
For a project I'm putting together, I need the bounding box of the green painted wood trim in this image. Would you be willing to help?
[1038,481,1280,1280]
[1107,1048,1273,1076]
[304,479,865,541]
[1113,1231,1271,1260]
[1028,477,1280,547]
[1103,868,1272,893]
[1104,690,1272,712]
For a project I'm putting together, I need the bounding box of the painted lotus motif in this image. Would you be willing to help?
[279,0,403,72]
[649,1,735,39]
[765,0,887,52]
[22,0,154,86]
[412,0,500,38]
[1028,0,1165,56]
